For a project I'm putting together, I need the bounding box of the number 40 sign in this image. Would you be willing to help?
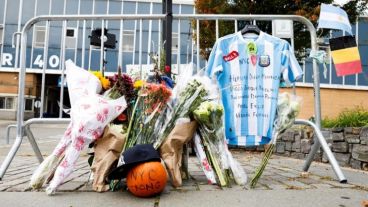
[33,54,60,68]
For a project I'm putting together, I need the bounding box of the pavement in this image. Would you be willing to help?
[0,120,367,207]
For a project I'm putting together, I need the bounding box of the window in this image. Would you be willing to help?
[25,98,34,111]
[0,24,3,45]
[33,26,46,48]
[0,97,15,110]
[65,27,77,49]
[172,33,179,53]
[122,30,134,52]
[0,97,4,108]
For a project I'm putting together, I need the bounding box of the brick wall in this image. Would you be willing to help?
[247,127,368,171]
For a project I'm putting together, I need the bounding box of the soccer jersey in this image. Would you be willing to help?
[206,31,303,146]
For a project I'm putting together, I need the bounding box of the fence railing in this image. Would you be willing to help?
[0,14,347,183]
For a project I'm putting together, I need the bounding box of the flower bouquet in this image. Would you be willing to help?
[122,81,172,151]
[193,101,247,187]
[154,78,208,149]
[250,92,302,188]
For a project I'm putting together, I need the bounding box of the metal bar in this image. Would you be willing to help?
[14,0,24,68]
[139,18,142,78]
[58,20,67,118]
[100,20,105,73]
[301,16,323,172]
[29,0,38,69]
[234,19,238,33]
[0,132,23,180]
[356,19,359,86]
[147,2,153,65]
[216,19,219,41]
[118,19,124,67]
[165,0,173,77]
[177,4,182,74]
[132,2,138,64]
[81,20,86,68]
[40,21,50,118]
[74,0,82,63]
[0,0,8,69]
[0,19,28,179]
[24,125,43,163]
[295,119,347,183]
[158,19,162,70]
[88,0,96,70]
[5,124,16,144]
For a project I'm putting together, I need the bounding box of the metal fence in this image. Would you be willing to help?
[0,14,347,183]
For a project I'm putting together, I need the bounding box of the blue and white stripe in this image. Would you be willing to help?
[206,31,303,147]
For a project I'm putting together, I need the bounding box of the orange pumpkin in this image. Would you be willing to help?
[126,161,167,197]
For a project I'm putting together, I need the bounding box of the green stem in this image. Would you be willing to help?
[123,96,141,151]
[250,144,275,188]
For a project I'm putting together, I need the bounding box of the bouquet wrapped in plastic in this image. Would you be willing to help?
[123,81,172,151]
[193,101,247,187]
[250,92,302,188]
[30,60,127,195]
[154,78,208,149]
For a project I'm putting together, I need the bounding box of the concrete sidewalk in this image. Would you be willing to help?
[0,124,367,206]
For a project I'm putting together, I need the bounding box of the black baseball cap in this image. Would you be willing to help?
[108,144,161,180]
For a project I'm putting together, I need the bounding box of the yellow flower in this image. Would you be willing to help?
[101,77,111,90]
[91,71,103,79]
[134,80,145,88]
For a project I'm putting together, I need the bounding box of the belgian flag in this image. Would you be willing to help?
[329,36,362,76]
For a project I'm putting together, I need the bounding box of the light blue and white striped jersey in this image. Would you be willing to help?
[206,31,303,146]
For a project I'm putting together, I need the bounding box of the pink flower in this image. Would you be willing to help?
[81,104,91,110]
[64,126,72,137]
[60,159,69,168]
[78,123,85,133]
[103,108,109,115]
[91,127,103,140]
[74,136,86,151]
[98,99,108,104]
[202,159,211,171]
[55,145,66,157]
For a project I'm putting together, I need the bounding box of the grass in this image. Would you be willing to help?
[321,106,368,128]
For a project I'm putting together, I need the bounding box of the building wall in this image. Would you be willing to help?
[0,72,37,120]
[281,87,368,119]
[0,72,38,96]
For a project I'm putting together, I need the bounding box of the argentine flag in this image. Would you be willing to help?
[318,3,352,34]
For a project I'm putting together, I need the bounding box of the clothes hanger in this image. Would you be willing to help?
[241,23,260,35]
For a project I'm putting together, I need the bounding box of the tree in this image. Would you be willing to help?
[194,0,368,60]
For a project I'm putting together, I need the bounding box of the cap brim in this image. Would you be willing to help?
[107,158,161,181]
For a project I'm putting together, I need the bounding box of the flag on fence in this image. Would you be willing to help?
[318,3,352,34]
[329,35,362,76]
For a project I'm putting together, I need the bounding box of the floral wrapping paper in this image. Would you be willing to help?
[32,60,127,195]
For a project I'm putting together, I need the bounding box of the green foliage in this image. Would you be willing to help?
[322,106,368,128]
[194,0,368,60]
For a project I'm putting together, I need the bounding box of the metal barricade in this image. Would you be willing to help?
[0,14,347,183]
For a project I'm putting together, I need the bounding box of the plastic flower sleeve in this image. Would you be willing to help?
[46,95,127,195]
[225,148,247,185]
[193,134,217,184]
[65,59,102,106]
[29,154,61,189]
